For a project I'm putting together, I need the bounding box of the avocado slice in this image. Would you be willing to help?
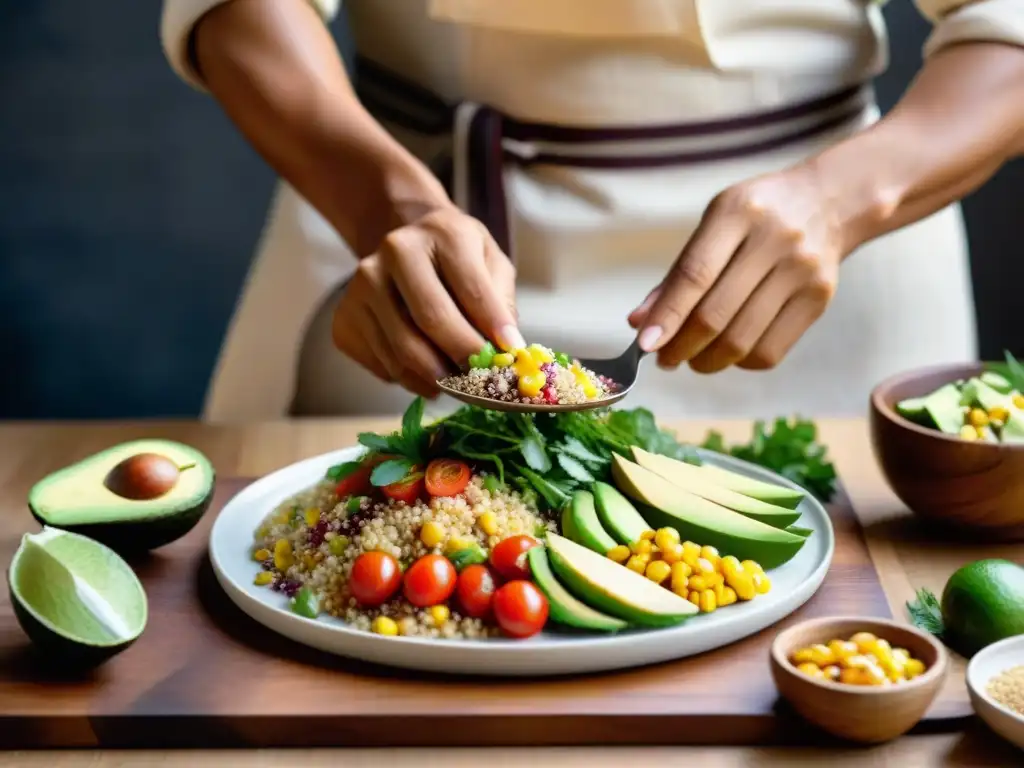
[895,396,929,422]
[565,490,618,554]
[591,481,649,544]
[545,533,696,627]
[526,545,627,632]
[611,455,806,570]
[920,383,965,435]
[980,371,1013,394]
[28,439,216,552]
[560,503,581,543]
[631,447,801,528]
[690,464,804,510]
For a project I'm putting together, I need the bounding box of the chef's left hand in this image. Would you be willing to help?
[629,162,847,373]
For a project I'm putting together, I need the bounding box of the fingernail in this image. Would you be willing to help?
[498,324,527,351]
[639,325,664,352]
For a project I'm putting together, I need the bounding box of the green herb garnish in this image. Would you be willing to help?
[291,586,320,619]
[448,543,488,572]
[700,417,837,502]
[357,398,430,487]
[984,350,1024,392]
[906,587,945,637]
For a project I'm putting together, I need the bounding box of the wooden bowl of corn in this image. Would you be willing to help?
[870,362,1024,539]
[770,616,948,744]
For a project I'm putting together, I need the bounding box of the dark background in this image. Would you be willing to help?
[0,3,1020,420]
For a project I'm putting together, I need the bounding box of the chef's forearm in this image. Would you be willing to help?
[191,0,450,256]
[807,42,1024,255]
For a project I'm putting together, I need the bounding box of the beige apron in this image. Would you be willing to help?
[202,0,978,422]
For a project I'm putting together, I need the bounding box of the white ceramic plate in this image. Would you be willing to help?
[967,634,1024,750]
[209,447,834,676]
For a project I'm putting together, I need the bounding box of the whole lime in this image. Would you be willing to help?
[941,558,1024,657]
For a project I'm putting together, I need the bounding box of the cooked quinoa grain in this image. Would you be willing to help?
[253,475,555,640]
[988,665,1024,714]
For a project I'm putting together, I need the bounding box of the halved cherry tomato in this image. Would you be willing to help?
[403,554,457,607]
[383,470,425,504]
[335,454,391,498]
[456,564,497,618]
[492,580,548,639]
[490,535,541,581]
[348,551,401,606]
[424,458,472,498]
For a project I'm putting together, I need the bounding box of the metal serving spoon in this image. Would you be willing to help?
[436,338,648,414]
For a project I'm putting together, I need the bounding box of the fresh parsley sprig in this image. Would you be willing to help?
[352,397,430,487]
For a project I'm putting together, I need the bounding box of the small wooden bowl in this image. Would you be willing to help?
[770,616,948,744]
[870,362,1024,540]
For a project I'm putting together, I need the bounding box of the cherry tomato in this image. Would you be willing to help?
[383,471,425,504]
[348,551,401,606]
[490,535,541,581]
[492,581,548,639]
[335,454,390,498]
[456,564,497,618]
[424,458,472,498]
[403,554,457,607]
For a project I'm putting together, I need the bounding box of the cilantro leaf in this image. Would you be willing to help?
[556,452,596,483]
[520,435,552,473]
[325,461,363,481]
[358,432,395,453]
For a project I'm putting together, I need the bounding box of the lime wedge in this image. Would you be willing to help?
[7,526,147,665]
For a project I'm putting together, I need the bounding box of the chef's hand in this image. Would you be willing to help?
[629,163,846,373]
[332,206,523,397]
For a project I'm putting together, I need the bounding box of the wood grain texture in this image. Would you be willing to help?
[0,417,1019,763]
[871,363,1024,538]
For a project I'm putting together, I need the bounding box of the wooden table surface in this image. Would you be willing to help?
[1,416,1022,766]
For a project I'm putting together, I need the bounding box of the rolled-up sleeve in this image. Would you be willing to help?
[916,0,1024,58]
[160,0,341,90]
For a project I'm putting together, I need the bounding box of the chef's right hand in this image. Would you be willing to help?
[331,206,524,398]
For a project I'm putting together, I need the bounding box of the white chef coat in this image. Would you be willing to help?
[160,0,1024,423]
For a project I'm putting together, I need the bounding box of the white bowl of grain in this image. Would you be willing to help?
[967,634,1024,750]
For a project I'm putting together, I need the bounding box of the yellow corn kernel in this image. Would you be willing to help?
[904,658,926,679]
[626,554,650,574]
[992,404,1012,422]
[654,527,680,550]
[630,539,653,555]
[792,647,816,665]
[639,529,657,541]
[681,540,702,562]
[302,553,319,570]
[660,542,684,564]
[827,639,859,664]
[420,521,446,548]
[808,644,836,667]
[822,665,841,681]
[850,632,877,653]
[752,572,771,594]
[514,347,538,369]
[796,662,825,679]
[253,548,271,562]
[527,344,554,364]
[492,352,514,368]
[1012,394,1024,410]
[694,557,715,575]
[670,562,690,596]
[687,591,701,607]
[959,424,979,441]
[478,512,498,537]
[687,574,711,592]
[844,654,873,669]
[741,560,764,576]
[607,544,631,563]
[866,637,893,665]
[372,616,399,636]
[645,560,672,584]
[719,586,738,606]
[446,537,472,555]
[968,408,990,428]
[518,372,546,398]
[721,556,757,601]
[273,539,293,570]
[861,662,888,686]
[253,571,274,586]
[699,589,717,613]
[880,656,906,682]
[429,605,451,625]
[304,508,321,527]
[839,667,867,685]
[700,545,721,568]
[892,647,911,665]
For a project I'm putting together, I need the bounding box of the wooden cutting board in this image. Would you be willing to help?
[0,478,968,749]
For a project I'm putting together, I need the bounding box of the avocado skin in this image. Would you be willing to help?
[28,483,215,552]
[8,573,137,668]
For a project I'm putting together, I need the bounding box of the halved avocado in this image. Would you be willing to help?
[28,439,216,551]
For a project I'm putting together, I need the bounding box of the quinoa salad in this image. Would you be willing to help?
[247,397,810,642]
[439,342,619,406]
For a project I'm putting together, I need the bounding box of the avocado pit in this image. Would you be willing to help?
[104,453,186,500]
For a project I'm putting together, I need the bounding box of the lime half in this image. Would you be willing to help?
[7,526,147,665]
